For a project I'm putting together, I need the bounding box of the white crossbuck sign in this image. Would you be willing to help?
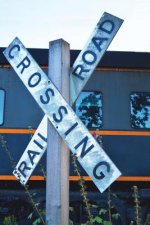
[4,12,123,193]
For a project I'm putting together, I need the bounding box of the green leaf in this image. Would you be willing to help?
[112,213,120,220]
[69,206,74,212]
[3,215,17,225]
[32,218,41,225]
[28,212,33,219]
[69,219,74,225]
[112,193,118,198]
[99,208,107,215]
[103,221,112,225]
[91,204,98,208]
[92,216,103,223]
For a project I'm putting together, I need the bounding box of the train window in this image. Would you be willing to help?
[130,92,150,129]
[75,91,102,130]
[0,89,5,125]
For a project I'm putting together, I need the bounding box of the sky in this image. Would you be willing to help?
[0,0,150,52]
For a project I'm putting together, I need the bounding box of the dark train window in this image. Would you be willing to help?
[130,92,150,129]
[0,89,5,125]
[75,91,102,130]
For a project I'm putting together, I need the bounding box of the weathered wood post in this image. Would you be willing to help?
[46,39,70,225]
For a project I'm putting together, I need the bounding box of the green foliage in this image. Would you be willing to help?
[111,213,120,220]
[99,208,108,215]
[32,218,42,225]
[91,203,119,225]
[103,222,112,225]
[70,202,120,225]
[0,134,46,225]
[28,209,45,225]
[71,139,121,225]
[72,153,94,225]
[92,216,103,223]
[2,215,17,225]
[69,219,74,225]
[132,185,142,225]
[1,130,150,225]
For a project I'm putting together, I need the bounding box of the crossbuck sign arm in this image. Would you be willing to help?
[4,12,123,193]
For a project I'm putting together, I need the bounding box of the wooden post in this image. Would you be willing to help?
[46,39,70,225]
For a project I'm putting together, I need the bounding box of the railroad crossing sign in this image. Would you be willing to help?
[12,12,123,187]
[4,12,123,192]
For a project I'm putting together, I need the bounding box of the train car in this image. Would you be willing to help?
[0,48,150,224]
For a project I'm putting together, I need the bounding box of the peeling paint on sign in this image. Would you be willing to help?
[7,12,123,187]
[4,37,121,192]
